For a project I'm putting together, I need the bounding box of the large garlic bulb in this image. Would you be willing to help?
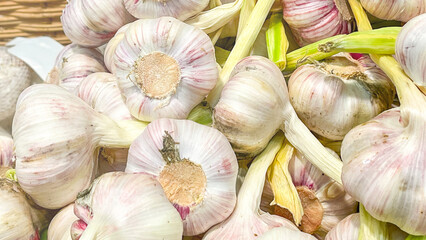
[114,17,218,121]
[282,0,353,46]
[288,54,395,141]
[0,47,31,125]
[71,172,183,240]
[48,204,78,240]
[13,84,146,209]
[360,0,426,22]
[46,44,107,92]
[0,128,13,168]
[395,13,426,94]
[213,56,343,183]
[123,0,209,21]
[61,0,135,47]
[126,118,238,236]
[258,226,317,240]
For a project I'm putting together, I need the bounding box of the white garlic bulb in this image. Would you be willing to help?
[0,128,13,168]
[126,118,238,236]
[360,0,426,22]
[325,213,360,240]
[288,54,395,141]
[114,17,218,121]
[104,24,131,74]
[13,84,146,209]
[213,56,343,183]
[282,0,353,46]
[395,13,426,94]
[61,0,135,47]
[47,44,107,92]
[71,172,183,240]
[123,0,209,21]
[257,226,317,240]
[0,47,31,124]
[48,204,78,240]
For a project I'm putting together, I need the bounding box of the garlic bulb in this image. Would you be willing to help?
[325,213,360,240]
[257,226,317,240]
[213,56,343,183]
[13,84,146,209]
[126,118,238,236]
[104,24,131,74]
[61,0,135,47]
[288,54,395,141]
[0,47,31,124]
[203,133,298,239]
[114,17,218,121]
[395,13,426,94]
[123,0,209,21]
[48,204,78,240]
[71,172,183,240]
[46,44,107,92]
[0,128,13,168]
[360,0,426,22]
[0,178,52,240]
[282,0,353,46]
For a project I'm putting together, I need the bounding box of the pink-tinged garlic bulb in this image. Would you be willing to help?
[126,118,238,236]
[61,0,135,47]
[288,54,395,141]
[325,213,360,240]
[257,226,317,240]
[360,0,426,22]
[203,133,298,239]
[13,84,147,209]
[46,44,107,92]
[114,17,218,121]
[0,178,52,240]
[395,13,426,94]
[48,204,78,240]
[123,0,208,21]
[213,56,343,184]
[104,24,131,74]
[282,0,353,46]
[0,128,13,168]
[0,47,31,124]
[71,172,183,240]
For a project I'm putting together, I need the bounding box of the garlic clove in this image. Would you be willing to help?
[46,44,107,92]
[123,0,209,21]
[257,226,317,240]
[61,0,135,47]
[126,118,238,236]
[48,204,78,240]
[71,172,183,240]
[288,53,395,141]
[114,17,218,121]
[0,128,14,168]
[395,13,426,94]
[360,0,426,23]
[104,24,131,74]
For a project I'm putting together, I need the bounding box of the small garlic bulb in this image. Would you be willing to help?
[288,54,395,141]
[13,84,146,209]
[126,118,238,236]
[123,0,209,21]
[325,213,360,240]
[282,0,353,46]
[395,13,426,94]
[0,128,13,168]
[47,44,107,92]
[257,226,317,240]
[61,0,135,47]
[48,204,78,240]
[71,172,183,240]
[104,24,131,74]
[0,47,31,124]
[360,0,426,22]
[114,17,218,121]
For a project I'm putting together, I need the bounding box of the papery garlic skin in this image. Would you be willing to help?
[71,172,183,240]
[48,204,78,240]
[47,44,107,92]
[360,0,426,23]
[258,226,317,240]
[395,13,426,93]
[126,118,238,236]
[341,107,426,235]
[325,213,360,240]
[282,0,352,46]
[123,0,208,21]
[0,128,14,168]
[104,24,130,74]
[61,0,135,47]
[288,54,394,141]
[114,17,218,121]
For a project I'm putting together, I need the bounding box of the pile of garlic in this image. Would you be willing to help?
[1,0,425,239]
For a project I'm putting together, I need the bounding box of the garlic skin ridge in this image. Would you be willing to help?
[126,118,238,236]
[0,128,14,168]
[360,0,426,23]
[395,13,426,94]
[48,204,78,240]
[288,54,395,141]
[71,172,183,240]
[114,17,218,121]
